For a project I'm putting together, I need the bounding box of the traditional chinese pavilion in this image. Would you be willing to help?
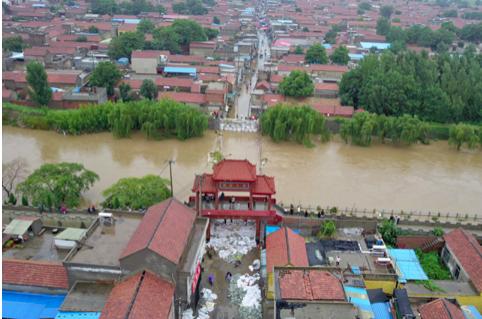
[191,159,282,240]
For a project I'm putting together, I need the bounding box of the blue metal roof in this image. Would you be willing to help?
[349,53,365,61]
[2,290,66,319]
[55,312,101,319]
[164,67,197,75]
[323,44,332,49]
[360,42,391,50]
[388,249,428,282]
[265,226,301,235]
[462,305,482,319]
[344,286,374,316]
[371,302,393,319]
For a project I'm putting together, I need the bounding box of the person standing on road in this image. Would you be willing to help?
[208,274,214,286]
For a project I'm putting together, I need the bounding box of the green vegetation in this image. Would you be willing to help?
[441,9,458,17]
[119,83,132,102]
[172,0,208,15]
[260,104,330,146]
[448,123,481,150]
[330,45,350,65]
[416,249,452,280]
[17,163,99,208]
[88,25,99,33]
[416,280,445,292]
[305,43,328,64]
[358,2,372,11]
[140,79,158,100]
[462,11,482,20]
[376,18,391,36]
[340,113,429,146]
[378,219,400,246]
[151,20,208,53]
[26,61,52,106]
[3,35,26,52]
[432,227,444,237]
[76,35,88,42]
[278,71,314,97]
[102,175,170,210]
[137,18,155,34]
[294,45,304,54]
[108,31,145,60]
[90,61,122,96]
[339,51,482,124]
[380,5,394,19]
[317,220,336,238]
[91,0,164,15]
[213,16,220,24]
[4,100,208,140]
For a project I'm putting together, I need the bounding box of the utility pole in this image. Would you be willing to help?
[167,160,175,197]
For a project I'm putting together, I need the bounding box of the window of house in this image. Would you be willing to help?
[455,265,461,279]
[441,247,450,264]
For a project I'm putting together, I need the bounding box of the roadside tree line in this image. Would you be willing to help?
[3,160,171,210]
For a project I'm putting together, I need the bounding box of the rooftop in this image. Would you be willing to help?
[3,230,69,261]
[266,227,308,272]
[69,214,142,267]
[3,259,69,290]
[418,298,465,319]
[444,228,482,293]
[212,159,257,182]
[120,198,197,265]
[100,271,174,319]
[60,282,113,312]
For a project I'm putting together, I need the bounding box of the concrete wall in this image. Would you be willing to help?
[3,208,96,229]
[64,263,121,287]
[442,246,470,282]
[131,57,157,74]
[120,249,177,282]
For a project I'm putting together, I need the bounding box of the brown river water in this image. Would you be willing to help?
[3,126,482,214]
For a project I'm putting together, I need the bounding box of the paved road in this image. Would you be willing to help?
[235,29,270,119]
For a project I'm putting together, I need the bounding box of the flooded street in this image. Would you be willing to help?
[3,126,482,214]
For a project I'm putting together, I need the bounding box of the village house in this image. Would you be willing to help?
[131,50,169,74]
[189,41,217,57]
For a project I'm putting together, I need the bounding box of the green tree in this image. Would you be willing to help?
[119,82,132,102]
[171,19,207,46]
[158,4,166,14]
[140,79,158,100]
[108,31,144,60]
[76,35,88,42]
[172,2,188,14]
[21,195,29,206]
[378,219,400,246]
[26,61,52,106]
[17,163,99,208]
[91,0,117,14]
[358,2,371,11]
[278,70,314,97]
[137,18,155,34]
[305,43,328,64]
[90,61,122,96]
[8,193,17,205]
[88,25,99,33]
[432,227,444,237]
[152,27,181,53]
[3,36,25,52]
[376,18,391,36]
[324,29,337,44]
[317,220,336,238]
[213,16,220,24]
[102,175,170,210]
[448,123,480,150]
[204,28,219,40]
[294,45,304,54]
[330,45,350,65]
[380,5,394,19]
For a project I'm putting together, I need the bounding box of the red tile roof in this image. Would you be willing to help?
[264,94,285,106]
[418,299,465,319]
[444,228,482,293]
[100,271,174,319]
[3,259,69,289]
[252,175,276,195]
[192,174,217,193]
[266,227,308,272]
[24,47,48,57]
[131,50,169,59]
[3,71,78,85]
[156,77,193,89]
[168,54,206,64]
[278,269,345,301]
[212,159,257,182]
[315,83,339,91]
[159,92,206,105]
[120,198,196,265]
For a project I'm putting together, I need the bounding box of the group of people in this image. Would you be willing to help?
[207,271,233,287]
[87,205,97,214]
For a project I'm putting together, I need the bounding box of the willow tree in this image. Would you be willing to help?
[448,123,480,150]
[260,104,329,146]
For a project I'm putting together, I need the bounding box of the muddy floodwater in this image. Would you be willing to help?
[3,126,482,214]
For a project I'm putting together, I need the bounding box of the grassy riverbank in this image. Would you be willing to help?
[3,100,208,140]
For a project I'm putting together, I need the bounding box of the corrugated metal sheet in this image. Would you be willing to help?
[2,290,65,319]
[55,312,101,319]
[387,249,428,282]
[371,302,393,319]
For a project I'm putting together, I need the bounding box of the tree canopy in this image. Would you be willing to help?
[260,104,330,146]
[339,51,482,123]
[102,175,170,210]
[330,45,350,65]
[108,31,144,60]
[90,61,122,96]
[17,163,99,208]
[91,0,164,15]
[137,18,155,34]
[380,5,394,19]
[172,0,208,15]
[305,43,328,64]
[26,61,52,106]
[3,36,26,52]
[140,79,158,100]
[278,70,314,97]
[448,123,480,150]
[151,20,207,53]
